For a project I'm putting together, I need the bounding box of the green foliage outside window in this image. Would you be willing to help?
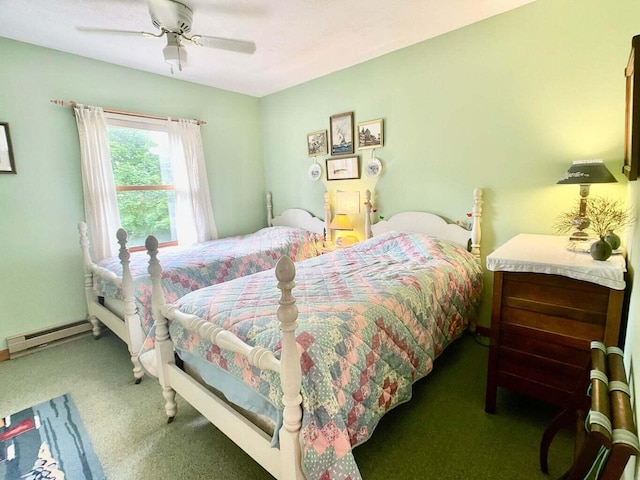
[109,127,175,245]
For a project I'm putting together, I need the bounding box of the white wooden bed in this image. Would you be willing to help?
[79,193,331,383]
[145,188,483,479]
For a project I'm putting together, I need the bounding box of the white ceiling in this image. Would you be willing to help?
[0,0,537,98]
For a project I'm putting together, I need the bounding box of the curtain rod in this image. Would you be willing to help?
[50,99,206,125]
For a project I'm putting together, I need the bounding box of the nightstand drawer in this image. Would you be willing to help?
[500,307,605,350]
[498,347,587,392]
[496,371,576,408]
[500,326,591,366]
[501,272,610,321]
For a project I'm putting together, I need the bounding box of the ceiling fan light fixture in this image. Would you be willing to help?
[163,44,187,67]
[163,33,187,72]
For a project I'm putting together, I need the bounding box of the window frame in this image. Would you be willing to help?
[104,113,178,251]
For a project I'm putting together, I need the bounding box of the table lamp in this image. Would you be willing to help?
[329,214,357,247]
[331,191,359,247]
[556,159,617,240]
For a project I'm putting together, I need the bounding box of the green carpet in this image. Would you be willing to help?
[0,394,105,480]
[0,332,573,479]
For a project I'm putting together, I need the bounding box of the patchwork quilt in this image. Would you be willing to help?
[94,226,323,333]
[153,231,483,479]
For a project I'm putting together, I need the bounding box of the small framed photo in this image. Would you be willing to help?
[357,118,384,150]
[306,130,328,157]
[326,156,360,181]
[0,122,16,174]
[329,112,354,156]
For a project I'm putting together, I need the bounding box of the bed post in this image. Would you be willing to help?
[146,235,178,422]
[78,222,101,339]
[364,190,373,240]
[267,192,274,227]
[275,257,305,480]
[117,228,144,384]
[470,188,483,260]
[324,191,331,245]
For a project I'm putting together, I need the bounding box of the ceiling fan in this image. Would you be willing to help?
[77,0,256,73]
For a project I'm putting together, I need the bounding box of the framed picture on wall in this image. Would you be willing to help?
[329,112,354,156]
[357,118,384,150]
[307,130,328,157]
[326,156,360,181]
[0,122,16,174]
[624,34,639,181]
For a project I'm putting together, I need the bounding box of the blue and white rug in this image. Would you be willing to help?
[0,394,105,479]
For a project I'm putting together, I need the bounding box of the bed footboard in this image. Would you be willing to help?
[79,222,103,339]
[147,235,305,479]
[79,222,145,383]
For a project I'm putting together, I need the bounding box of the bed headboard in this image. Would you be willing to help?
[366,188,483,259]
[266,192,331,241]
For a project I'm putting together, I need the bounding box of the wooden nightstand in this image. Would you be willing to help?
[484,234,626,413]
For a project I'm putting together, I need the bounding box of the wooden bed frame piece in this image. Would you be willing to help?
[149,244,303,479]
[79,223,145,381]
[147,187,484,479]
[365,187,483,258]
[267,191,331,240]
[78,193,329,384]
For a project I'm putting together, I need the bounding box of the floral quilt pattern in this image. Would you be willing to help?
[94,226,323,333]
[155,231,482,479]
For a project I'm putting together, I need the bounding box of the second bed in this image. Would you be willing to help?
[79,193,330,382]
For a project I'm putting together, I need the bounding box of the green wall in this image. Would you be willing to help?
[261,0,639,328]
[0,38,264,350]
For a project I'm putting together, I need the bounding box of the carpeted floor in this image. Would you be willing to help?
[0,331,573,479]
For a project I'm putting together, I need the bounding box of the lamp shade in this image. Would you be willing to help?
[329,214,353,231]
[335,191,360,214]
[556,159,617,185]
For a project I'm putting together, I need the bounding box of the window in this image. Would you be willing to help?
[105,114,177,249]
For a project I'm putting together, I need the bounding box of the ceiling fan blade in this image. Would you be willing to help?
[76,26,158,38]
[190,35,256,54]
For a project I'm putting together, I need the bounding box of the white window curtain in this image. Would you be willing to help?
[168,118,218,244]
[74,105,121,261]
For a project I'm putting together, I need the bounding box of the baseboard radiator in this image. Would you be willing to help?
[7,320,92,359]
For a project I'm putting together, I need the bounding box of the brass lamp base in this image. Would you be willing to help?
[570,214,591,241]
[569,231,591,241]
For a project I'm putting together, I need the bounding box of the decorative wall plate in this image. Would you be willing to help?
[365,157,382,177]
[308,162,322,181]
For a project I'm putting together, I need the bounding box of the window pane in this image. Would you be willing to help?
[108,124,176,245]
[116,190,176,246]
[109,127,172,186]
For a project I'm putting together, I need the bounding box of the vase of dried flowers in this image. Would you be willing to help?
[554,196,633,261]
